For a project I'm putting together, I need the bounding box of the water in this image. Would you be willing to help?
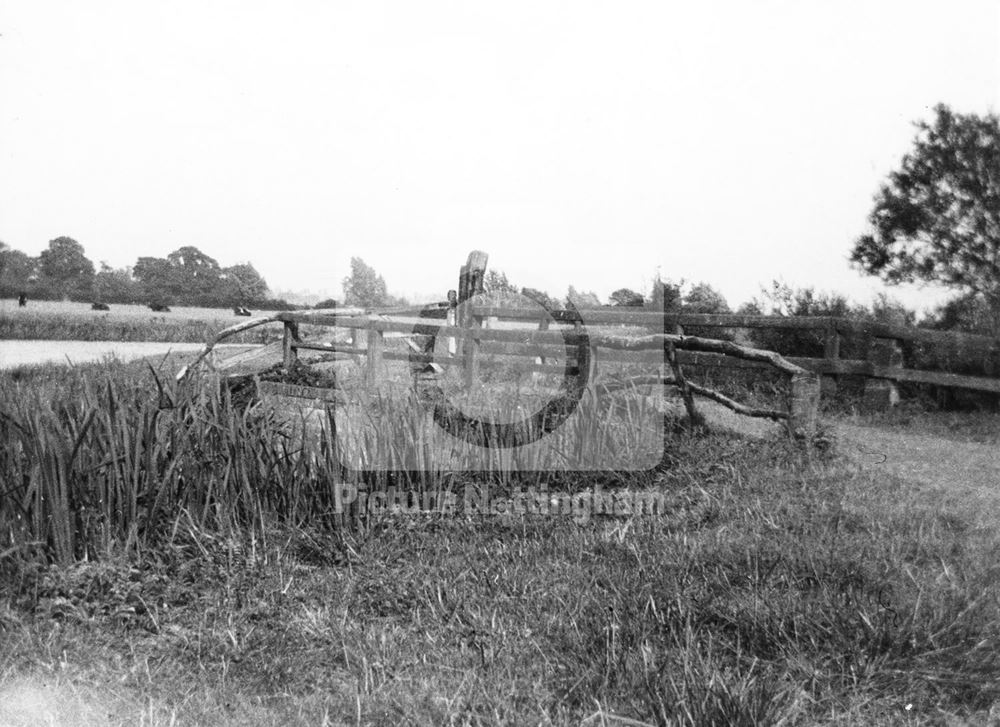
[0,340,248,370]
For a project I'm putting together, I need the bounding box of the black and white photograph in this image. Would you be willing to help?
[1,1,999,724]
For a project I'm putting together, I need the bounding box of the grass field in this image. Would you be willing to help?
[0,299,287,343]
[1,354,999,725]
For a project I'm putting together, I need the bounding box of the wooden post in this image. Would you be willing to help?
[863,337,903,411]
[447,289,458,357]
[821,324,841,397]
[458,252,488,389]
[666,342,702,426]
[463,315,481,389]
[350,327,363,364]
[283,322,299,368]
[365,327,384,387]
[788,371,821,440]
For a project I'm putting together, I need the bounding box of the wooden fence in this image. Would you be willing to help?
[182,250,999,442]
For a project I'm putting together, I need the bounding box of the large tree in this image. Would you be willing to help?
[342,257,388,308]
[221,263,269,305]
[0,245,37,297]
[38,236,95,298]
[851,104,1000,309]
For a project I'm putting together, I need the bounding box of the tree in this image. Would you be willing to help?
[134,256,182,305]
[342,257,388,308]
[221,263,269,305]
[609,288,645,307]
[0,245,37,297]
[683,282,730,314]
[851,104,1000,312]
[167,246,222,304]
[93,263,140,303]
[566,286,601,309]
[483,269,518,299]
[38,236,95,298]
[520,287,562,311]
[648,275,683,312]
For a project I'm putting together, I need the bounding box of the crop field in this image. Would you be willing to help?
[1,349,1000,726]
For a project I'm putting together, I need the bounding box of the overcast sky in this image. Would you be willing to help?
[1,1,997,311]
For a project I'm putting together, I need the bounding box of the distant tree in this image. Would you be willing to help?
[851,104,1000,328]
[167,246,223,305]
[683,282,730,314]
[38,236,95,299]
[484,269,519,300]
[93,263,140,303]
[922,293,999,335]
[870,293,917,328]
[342,257,388,308]
[746,281,867,357]
[314,298,339,309]
[648,275,684,312]
[566,285,601,309]
[609,288,645,307]
[221,263,269,305]
[134,256,182,305]
[0,246,37,297]
[520,287,562,311]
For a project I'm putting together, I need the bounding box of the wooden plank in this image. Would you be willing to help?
[876,366,1000,394]
[213,341,285,376]
[257,380,345,404]
[292,342,368,356]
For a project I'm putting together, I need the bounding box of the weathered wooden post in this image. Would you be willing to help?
[446,289,458,357]
[459,251,488,389]
[365,326,384,388]
[863,337,903,411]
[282,321,299,368]
[788,371,821,439]
[350,327,364,364]
[821,322,841,397]
[666,341,702,426]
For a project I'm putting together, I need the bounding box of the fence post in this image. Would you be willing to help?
[788,371,821,440]
[366,327,384,387]
[351,327,363,363]
[283,321,299,369]
[821,323,841,397]
[458,252,488,389]
[863,337,903,411]
[447,289,458,357]
[463,314,481,389]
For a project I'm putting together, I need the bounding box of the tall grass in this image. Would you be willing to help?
[2,359,1000,723]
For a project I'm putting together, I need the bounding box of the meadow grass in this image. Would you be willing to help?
[0,300,285,343]
[1,357,999,725]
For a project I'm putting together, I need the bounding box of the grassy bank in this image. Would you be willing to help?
[1,358,999,724]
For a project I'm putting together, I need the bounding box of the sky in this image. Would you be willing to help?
[1,1,998,312]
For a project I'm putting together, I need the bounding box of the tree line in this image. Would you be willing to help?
[0,238,290,309]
